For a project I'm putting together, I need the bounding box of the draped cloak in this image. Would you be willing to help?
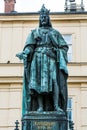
[22,27,68,116]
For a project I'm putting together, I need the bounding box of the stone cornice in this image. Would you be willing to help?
[0,63,87,84]
[0,76,87,85]
[0,12,87,22]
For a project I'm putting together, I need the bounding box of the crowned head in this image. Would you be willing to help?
[39,4,52,27]
[39,4,50,15]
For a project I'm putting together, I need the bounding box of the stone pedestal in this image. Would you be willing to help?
[22,111,68,130]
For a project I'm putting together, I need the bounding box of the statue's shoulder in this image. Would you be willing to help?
[50,28,60,35]
[31,28,40,35]
[30,28,37,33]
[29,28,41,40]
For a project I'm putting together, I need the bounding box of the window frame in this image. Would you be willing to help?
[62,34,72,62]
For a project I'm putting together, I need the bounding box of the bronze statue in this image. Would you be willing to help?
[16,5,68,116]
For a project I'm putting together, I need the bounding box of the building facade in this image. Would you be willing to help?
[0,12,87,130]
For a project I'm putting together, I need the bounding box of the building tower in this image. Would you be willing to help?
[65,0,85,12]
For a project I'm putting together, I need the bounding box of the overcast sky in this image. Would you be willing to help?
[0,0,87,13]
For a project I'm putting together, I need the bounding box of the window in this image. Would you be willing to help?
[67,98,74,129]
[63,34,72,62]
[67,98,73,121]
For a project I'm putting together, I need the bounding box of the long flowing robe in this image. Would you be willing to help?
[22,27,68,116]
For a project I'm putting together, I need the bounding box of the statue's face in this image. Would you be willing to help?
[40,14,49,27]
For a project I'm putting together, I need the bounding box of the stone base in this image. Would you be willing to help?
[22,111,68,130]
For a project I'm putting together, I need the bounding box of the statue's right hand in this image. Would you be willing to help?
[16,52,24,60]
[16,48,30,60]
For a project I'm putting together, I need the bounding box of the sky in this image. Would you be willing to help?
[0,0,87,13]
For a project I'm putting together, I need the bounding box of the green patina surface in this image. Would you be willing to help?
[16,6,68,127]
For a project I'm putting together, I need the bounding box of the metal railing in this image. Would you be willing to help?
[14,120,20,130]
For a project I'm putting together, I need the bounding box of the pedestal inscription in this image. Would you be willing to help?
[22,112,67,130]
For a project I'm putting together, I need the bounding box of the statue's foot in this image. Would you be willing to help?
[37,107,43,112]
[54,105,64,113]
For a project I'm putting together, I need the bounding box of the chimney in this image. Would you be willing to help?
[4,0,16,13]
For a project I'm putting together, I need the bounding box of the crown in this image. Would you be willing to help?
[39,4,50,15]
